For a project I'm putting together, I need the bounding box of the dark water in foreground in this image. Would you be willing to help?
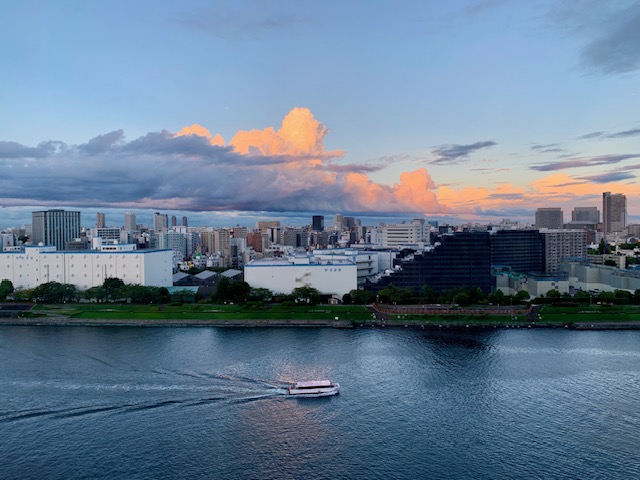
[1,326,639,480]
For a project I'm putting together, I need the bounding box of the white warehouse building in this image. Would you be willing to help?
[244,255,357,297]
[0,245,173,290]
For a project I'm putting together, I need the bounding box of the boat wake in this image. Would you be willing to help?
[0,373,292,424]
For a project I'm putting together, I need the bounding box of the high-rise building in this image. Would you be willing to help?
[603,192,626,235]
[171,215,177,228]
[312,215,324,232]
[572,207,599,223]
[535,208,563,229]
[333,214,344,231]
[31,209,81,250]
[182,216,188,227]
[153,212,168,232]
[96,212,105,229]
[124,212,137,232]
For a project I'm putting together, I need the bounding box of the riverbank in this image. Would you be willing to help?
[2,316,640,330]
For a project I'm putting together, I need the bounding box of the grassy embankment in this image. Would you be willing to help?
[29,303,373,323]
[21,303,640,327]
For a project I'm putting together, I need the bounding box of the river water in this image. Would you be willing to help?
[1,326,639,479]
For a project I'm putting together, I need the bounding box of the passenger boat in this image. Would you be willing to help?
[287,380,340,398]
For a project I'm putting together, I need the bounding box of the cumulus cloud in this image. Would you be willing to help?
[0,107,441,216]
[429,140,497,165]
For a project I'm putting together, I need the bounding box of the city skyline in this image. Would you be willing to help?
[2,1,640,227]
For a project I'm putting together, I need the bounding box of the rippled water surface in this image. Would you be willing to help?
[1,326,639,479]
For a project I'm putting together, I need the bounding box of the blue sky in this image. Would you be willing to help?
[1,0,639,228]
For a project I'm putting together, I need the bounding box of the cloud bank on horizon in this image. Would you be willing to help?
[1,108,444,215]
[3,106,640,224]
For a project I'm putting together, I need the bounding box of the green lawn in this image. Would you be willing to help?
[538,304,640,323]
[32,303,374,321]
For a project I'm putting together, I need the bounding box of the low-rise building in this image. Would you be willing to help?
[244,255,357,297]
[0,245,172,290]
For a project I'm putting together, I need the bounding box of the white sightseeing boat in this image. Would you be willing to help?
[288,380,340,398]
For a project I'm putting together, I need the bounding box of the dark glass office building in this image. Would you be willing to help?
[370,231,493,293]
[369,230,545,293]
[490,230,544,275]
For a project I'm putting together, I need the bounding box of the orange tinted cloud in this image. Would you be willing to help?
[175,124,224,146]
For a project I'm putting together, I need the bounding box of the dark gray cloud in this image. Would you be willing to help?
[530,154,640,171]
[579,3,640,74]
[487,193,525,200]
[325,163,385,174]
[176,0,308,40]
[0,140,64,158]
[579,127,640,140]
[430,141,497,165]
[80,130,125,154]
[577,171,637,183]
[550,1,640,74]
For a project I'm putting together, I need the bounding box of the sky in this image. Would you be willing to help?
[1,0,640,228]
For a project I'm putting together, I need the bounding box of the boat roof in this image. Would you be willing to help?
[295,380,332,388]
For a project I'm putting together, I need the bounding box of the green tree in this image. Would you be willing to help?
[84,286,107,303]
[377,284,413,304]
[103,277,125,301]
[348,289,375,305]
[171,289,196,304]
[454,292,470,307]
[0,279,14,301]
[32,282,77,303]
[227,281,251,303]
[419,285,439,303]
[291,286,321,305]
[213,277,230,303]
[516,290,531,302]
[248,288,273,303]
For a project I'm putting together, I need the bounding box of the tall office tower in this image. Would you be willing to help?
[96,212,106,228]
[124,212,137,232]
[312,215,324,232]
[572,207,600,223]
[603,192,627,235]
[32,209,81,250]
[182,216,188,227]
[535,208,563,229]
[333,214,344,231]
[171,215,177,228]
[153,212,169,232]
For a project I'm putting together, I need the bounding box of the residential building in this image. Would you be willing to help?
[540,229,587,274]
[96,212,105,228]
[603,192,626,235]
[124,212,137,232]
[153,212,168,232]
